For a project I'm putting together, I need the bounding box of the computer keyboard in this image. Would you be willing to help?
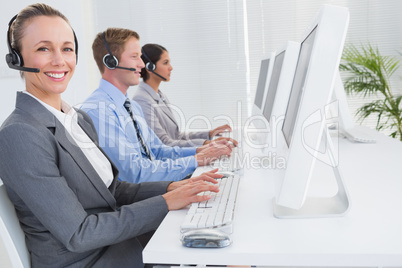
[180,174,241,234]
[211,146,243,172]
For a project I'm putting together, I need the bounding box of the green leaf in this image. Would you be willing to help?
[340,43,402,140]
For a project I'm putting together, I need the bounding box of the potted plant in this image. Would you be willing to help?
[339,44,402,141]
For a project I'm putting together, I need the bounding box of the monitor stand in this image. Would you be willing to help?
[272,127,350,219]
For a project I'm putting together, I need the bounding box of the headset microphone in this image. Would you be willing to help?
[5,55,40,73]
[141,48,166,81]
[114,65,136,72]
[102,33,136,72]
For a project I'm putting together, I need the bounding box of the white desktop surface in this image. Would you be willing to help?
[143,128,402,266]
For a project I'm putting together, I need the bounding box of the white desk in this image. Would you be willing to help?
[143,128,402,267]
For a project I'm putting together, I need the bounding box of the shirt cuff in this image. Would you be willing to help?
[180,147,197,157]
[192,155,198,168]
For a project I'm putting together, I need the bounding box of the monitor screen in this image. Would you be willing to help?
[254,59,271,109]
[282,27,317,147]
[263,51,285,123]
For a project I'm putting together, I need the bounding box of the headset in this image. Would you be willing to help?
[141,48,166,80]
[102,32,136,72]
[5,14,78,73]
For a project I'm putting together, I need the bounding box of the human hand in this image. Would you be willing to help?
[163,179,219,210]
[197,138,232,153]
[195,141,232,166]
[167,169,222,192]
[204,136,238,147]
[199,168,223,178]
[209,124,232,138]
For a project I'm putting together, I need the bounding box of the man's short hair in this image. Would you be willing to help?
[92,27,140,73]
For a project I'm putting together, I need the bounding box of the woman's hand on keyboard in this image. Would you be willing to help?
[166,169,221,191]
[209,124,232,138]
[163,175,220,210]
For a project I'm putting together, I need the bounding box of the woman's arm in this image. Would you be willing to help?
[0,122,168,253]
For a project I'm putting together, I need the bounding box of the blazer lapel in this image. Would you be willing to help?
[53,123,117,208]
[143,85,179,128]
[158,93,180,127]
[76,111,120,188]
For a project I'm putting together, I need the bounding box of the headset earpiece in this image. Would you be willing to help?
[145,61,155,72]
[103,54,118,69]
[5,14,24,68]
[6,48,23,67]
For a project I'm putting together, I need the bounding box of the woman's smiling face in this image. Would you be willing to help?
[20,15,76,98]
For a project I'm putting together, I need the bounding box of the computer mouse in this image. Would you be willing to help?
[181,229,232,248]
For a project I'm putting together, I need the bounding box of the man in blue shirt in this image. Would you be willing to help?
[81,28,232,183]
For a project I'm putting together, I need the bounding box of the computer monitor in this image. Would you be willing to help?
[262,52,285,124]
[272,5,350,218]
[247,52,276,146]
[252,52,276,117]
[261,41,300,149]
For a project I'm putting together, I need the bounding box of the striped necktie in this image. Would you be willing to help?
[123,99,153,161]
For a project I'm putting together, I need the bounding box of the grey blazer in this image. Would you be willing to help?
[0,92,170,268]
[133,81,209,147]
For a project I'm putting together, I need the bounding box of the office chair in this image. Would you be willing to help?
[0,180,30,267]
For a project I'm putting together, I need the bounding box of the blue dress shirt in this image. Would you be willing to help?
[81,79,198,183]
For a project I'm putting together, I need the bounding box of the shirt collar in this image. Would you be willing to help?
[23,91,75,124]
[139,81,164,102]
[98,79,129,108]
